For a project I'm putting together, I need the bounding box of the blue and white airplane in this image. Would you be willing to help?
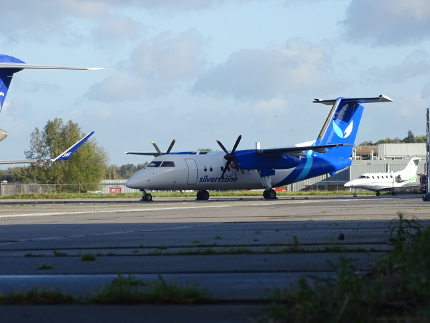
[0,54,102,142]
[125,95,393,201]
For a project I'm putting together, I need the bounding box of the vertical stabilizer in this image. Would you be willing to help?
[313,95,393,158]
[0,55,25,111]
[398,158,420,178]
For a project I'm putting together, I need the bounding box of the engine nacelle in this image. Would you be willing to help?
[0,129,7,142]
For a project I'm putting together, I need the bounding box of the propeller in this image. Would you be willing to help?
[216,135,242,178]
[152,139,176,156]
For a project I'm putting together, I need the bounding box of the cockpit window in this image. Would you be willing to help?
[161,161,175,167]
[148,161,162,167]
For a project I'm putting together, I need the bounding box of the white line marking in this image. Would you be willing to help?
[0,200,321,219]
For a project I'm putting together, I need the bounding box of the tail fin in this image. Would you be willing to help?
[51,131,95,162]
[0,55,25,112]
[399,157,420,177]
[313,95,393,158]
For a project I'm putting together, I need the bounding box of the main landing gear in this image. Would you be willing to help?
[263,188,277,200]
[140,190,153,202]
[196,190,210,200]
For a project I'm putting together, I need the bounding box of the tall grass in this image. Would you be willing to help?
[264,212,430,322]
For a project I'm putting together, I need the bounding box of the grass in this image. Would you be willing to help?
[0,190,380,200]
[81,253,97,261]
[53,250,68,257]
[36,263,54,270]
[0,274,209,305]
[24,253,45,257]
[264,211,430,322]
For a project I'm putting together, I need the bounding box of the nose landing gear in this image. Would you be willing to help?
[140,190,153,202]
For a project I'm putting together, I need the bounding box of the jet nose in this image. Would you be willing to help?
[344,182,352,188]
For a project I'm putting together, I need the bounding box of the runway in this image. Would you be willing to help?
[0,194,429,322]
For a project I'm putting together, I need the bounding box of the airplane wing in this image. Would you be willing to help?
[0,131,95,165]
[0,63,103,70]
[257,143,351,156]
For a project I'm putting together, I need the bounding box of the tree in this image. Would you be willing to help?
[24,118,109,191]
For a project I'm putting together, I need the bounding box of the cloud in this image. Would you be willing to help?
[192,39,343,101]
[86,29,207,102]
[361,49,430,83]
[340,0,430,46]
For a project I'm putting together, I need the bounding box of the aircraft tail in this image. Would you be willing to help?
[313,95,393,158]
[397,158,420,179]
[0,55,25,112]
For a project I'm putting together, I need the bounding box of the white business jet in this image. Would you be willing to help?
[0,54,102,142]
[125,95,393,201]
[344,157,420,196]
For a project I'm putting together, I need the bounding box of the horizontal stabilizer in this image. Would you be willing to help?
[313,95,393,105]
[257,143,351,156]
[0,131,95,165]
[0,63,104,71]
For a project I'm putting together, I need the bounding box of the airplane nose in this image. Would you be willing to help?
[126,174,143,189]
[344,182,352,188]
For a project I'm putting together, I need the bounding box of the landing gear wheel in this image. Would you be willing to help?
[376,192,380,196]
[391,191,397,196]
[140,191,153,202]
[196,190,210,200]
[353,192,357,197]
[263,189,277,200]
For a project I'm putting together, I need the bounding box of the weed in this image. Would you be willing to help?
[214,235,222,240]
[81,253,96,261]
[265,212,430,322]
[157,245,168,250]
[275,229,279,232]
[24,253,45,257]
[37,263,54,270]
[0,288,76,304]
[106,252,116,256]
[53,250,68,257]
[255,230,261,234]
[192,239,200,244]
[90,274,208,304]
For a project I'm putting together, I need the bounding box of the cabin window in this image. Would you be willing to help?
[161,161,175,167]
[210,166,213,172]
[377,176,379,179]
[148,161,162,167]
[372,176,374,179]
[390,175,393,178]
[204,166,207,172]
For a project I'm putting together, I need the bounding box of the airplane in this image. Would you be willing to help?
[0,54,103,142]
[344,157,420,197]
[125,95,393,201]
[0,131,95,165]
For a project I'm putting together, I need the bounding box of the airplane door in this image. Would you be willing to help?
[185,158,198,184]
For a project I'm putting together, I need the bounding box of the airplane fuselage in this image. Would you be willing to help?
[125,151,351,191]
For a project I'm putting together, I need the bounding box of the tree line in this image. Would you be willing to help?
[358,130,426,146]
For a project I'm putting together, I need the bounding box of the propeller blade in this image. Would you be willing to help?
[231,135,242,153]
[152,142,162,155]
[166,139,176,154]
[216,140,229,154]
[220,159,232,178]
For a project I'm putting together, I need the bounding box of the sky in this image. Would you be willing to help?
[1,0,430,167]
